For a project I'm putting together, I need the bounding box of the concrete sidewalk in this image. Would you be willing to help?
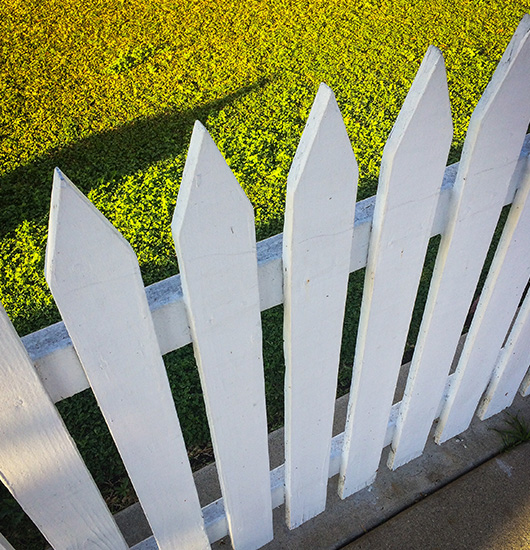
[343,440,530,550]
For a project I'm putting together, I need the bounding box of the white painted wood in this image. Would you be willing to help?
[107,354,471,550]
[23,321,89,403]
[3,27,530,549]
[434,17,530,444]
[172,122,273,550]
[0,533,16,550]
[479,289,530,419]
[440,156,530,429]
[17,136,530,406]
[0,304,127,550]
[45,169,209,550]
[116,372,461,550]
[519,352,530,397]
[339,47,453,497]
[386,17,530,467]
[283,84,358,527]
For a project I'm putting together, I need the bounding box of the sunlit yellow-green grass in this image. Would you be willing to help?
[1,0,530,547]
[2,0,529,336]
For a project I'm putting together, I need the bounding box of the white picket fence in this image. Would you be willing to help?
[2,15,530,550]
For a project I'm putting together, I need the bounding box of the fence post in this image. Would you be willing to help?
[446,154,530,424]
[0,533,16,550]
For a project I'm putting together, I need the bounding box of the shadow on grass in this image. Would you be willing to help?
[0,78,271,239]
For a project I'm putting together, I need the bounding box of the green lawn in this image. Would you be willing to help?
[1,0,529,547]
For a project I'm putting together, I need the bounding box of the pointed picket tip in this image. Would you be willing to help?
[381,45,452,171]
[46,168,138,294]
[479,14,530,105]
[172,121,255,256]
[287,82,358,195]
[461,15,530,157]
[172,121,252,225]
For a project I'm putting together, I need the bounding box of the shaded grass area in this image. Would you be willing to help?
[2,0,530,547]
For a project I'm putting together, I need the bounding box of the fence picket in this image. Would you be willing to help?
[478,288,530,419]
[14,135,530,406]
[435,157,530,430]
[172,122,273,550]
[0,533,15,550]
[0,304,127,550]
[387,16,530,466]
[45,170,209,550]
[3,18,530,550]
[517,323,530,398]
[434,18,530,444]
[338,47,452,497]
[283,84,358,527]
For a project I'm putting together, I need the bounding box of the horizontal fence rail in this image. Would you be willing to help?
[130,370,459,550]
[21,135,530,404]
[2,15,530,550]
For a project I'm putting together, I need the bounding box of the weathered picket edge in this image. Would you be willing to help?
[0,533,15,550]
[131,372,456,550]
[21,135,530,404]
